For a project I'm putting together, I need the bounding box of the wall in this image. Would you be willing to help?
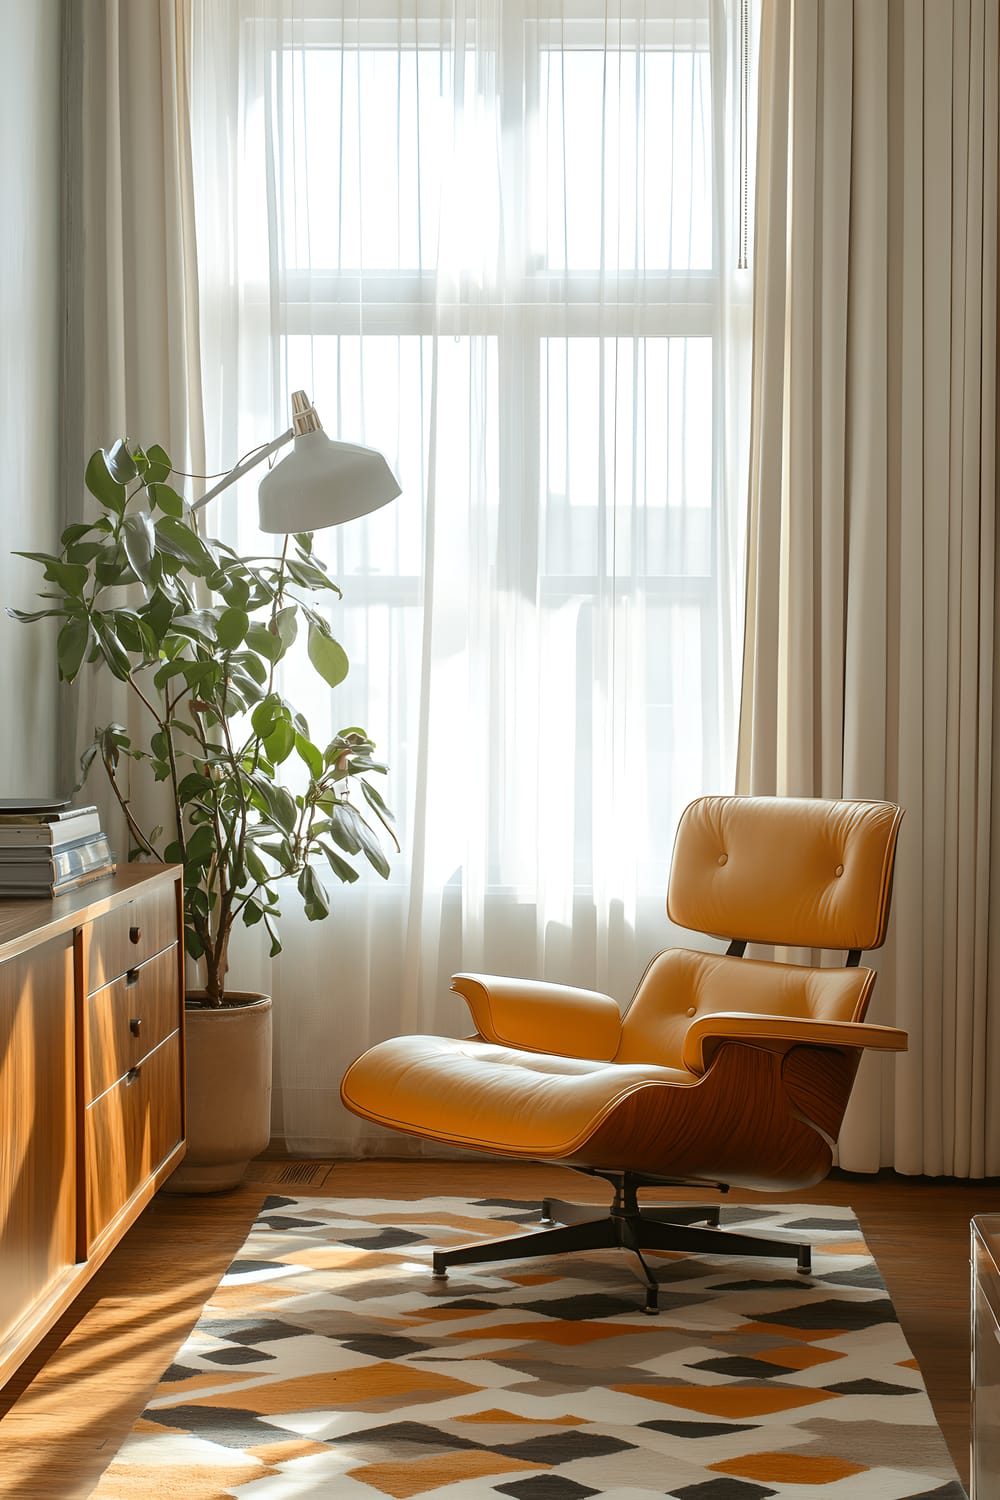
[0,0,63,795]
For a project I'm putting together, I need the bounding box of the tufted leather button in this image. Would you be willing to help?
[686,1006,697,1017]
[717,853,728,865]
[835,864,844,877]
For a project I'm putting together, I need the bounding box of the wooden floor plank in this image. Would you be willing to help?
[0,1161,992,1497]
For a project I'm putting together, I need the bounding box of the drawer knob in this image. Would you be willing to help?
[129,925,142,944]
[125,969,139,988]
[129,1017,142,1038]
[125,1065,142,1085]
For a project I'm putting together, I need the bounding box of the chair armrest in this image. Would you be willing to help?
[450,972,623,1060]
[682,1010,909,1076]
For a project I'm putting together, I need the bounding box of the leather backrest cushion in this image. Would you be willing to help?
[616,947,875,1069]
[667,795,902,951]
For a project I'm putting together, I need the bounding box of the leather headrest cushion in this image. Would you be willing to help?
[667,795,903,951]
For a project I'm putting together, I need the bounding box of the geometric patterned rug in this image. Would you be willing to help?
[89,1197,967,1499]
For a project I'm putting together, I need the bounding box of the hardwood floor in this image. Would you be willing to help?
[0,1160,992,1498]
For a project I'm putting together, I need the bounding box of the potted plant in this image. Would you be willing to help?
[11,437,396,1188]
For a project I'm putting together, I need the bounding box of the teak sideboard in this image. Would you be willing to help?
[0,864,185,1386]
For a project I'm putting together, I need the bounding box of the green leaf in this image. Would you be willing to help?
[322,845,361,884]
[287,557,342,593]
[264,719,296,765]
[244,846,272,886]
[251,696,281,738]
[216,607,249,651]
[57,616,92,682]
[263,913,282,958]
[144,444,173,485]
[184,927,206,960]
[295,733,324,780]
[155,516,215,571]
[245,623,282,663]
[93,616,132,680]
[147,481,184,517]
[171,609,218,642]
[60,522,95,546]
[185,823,217,866]
[327,803,362,856]
[85,449,128,514]
[15,552,91,597]
[242,900,265,927]
[122,511,156,584]
[351,809,391,877]
[255,778,298,834]
[297,863,330,921]
[237,650,268,685]
[275,605,298,651]
[307,621,349,689]
[106,439,139,484]
[7,607,63,623]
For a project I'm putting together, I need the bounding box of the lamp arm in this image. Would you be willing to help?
[190,427,295,514]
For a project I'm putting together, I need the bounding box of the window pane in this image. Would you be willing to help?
[536,44,713,271]
[274,48,456,271]
[540,337,713,577]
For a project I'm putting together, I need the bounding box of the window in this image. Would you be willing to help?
[192,0,749,902]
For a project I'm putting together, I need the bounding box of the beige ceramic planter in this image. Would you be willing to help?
[165,993,272,1194]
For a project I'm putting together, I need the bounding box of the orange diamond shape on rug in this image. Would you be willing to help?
[182,1362,475,1414]
[612,1384,838,1418]
[711,1451,866,1484]
[349,1448,547,1497]
[454,1409,586,1426]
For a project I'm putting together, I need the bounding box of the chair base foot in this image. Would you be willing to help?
[430,1170,812,1308]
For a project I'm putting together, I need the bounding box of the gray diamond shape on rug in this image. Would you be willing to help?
[817,1264,887,1289]
[671,1482,773,1494]
[640,1419,756,1439]
[337,1227,426,1249]
[340,1334,436,1358]
[496,1478,600,1499]
[708,1278,810,1292]
[333,1420,482,1459]
[198,1317,302,1345]
[202,1346,276,1365]
[689,1355,794,1379]
[493,1431,636,1463]
[672,1481,776,1499]
[255,1214,326,1230]
[141,1405,301,1449]
[826,1378,917,1395]
[758,1296,896,1329]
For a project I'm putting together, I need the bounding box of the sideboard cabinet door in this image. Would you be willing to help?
[0,933,75,1352]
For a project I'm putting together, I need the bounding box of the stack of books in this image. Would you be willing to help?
[0,800,116,898]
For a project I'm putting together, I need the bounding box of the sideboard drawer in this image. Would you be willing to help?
[87,878,178,993]
[85,946,182,1104]
[85,1031,182,1250]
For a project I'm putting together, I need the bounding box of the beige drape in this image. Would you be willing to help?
[739,0,1000,1174]
[61,0,204,838]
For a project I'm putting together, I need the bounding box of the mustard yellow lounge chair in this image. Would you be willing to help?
[342,795,906,1310]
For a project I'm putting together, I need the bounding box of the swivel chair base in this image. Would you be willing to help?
[431,1169,812,1313]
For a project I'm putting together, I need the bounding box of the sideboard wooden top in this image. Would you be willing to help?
[0,864,181,962]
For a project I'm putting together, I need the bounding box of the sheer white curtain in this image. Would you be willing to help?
[187,0,754,1152]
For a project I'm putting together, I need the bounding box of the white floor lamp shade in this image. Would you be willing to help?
[257,427,401,534]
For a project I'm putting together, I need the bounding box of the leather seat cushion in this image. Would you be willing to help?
[340,1035,694,1157]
